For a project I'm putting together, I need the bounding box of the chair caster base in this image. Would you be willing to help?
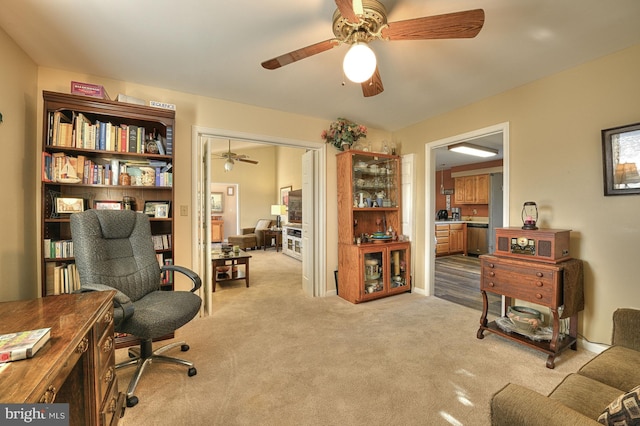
[188,367,197,377]
[126,395,139,407]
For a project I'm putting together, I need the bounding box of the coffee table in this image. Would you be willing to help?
[212,249,252,292]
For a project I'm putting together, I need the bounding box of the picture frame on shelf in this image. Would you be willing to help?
[55,197,84,214]
[602,122,640,196]
[280,186,292,208]
[211,192,223,213]
[144,200,171,217]
[155,204,169,218]
[94,200,123,210]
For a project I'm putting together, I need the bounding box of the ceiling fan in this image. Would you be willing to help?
[214,140,259,172]
[261,0,484,97]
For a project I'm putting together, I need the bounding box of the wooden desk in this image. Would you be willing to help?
[0,291,125,425]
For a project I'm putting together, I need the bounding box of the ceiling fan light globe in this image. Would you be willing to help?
[224,159,234,172]
[343,43,376,83]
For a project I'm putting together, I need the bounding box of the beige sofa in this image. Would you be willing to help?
[491,308,640,425]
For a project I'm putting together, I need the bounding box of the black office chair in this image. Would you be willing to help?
[70,210,202,408]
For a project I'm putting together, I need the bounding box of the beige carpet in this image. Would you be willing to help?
[118,250,595,426]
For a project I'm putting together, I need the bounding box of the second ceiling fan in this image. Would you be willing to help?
[261,0,485,97]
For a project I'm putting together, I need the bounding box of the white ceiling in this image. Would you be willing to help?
[1,1,639,137]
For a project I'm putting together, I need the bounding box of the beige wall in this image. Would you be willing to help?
[395,43,640,343]
[5,22,638,343]
[0,27,38,302]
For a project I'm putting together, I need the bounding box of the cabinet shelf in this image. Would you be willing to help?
[337,151,411,303]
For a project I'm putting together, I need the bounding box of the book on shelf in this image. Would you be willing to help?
[0,327,51,362]
[45,262,80,295]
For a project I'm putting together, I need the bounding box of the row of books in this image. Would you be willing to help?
[152,234,172,251]
[160,257,174,286]
[43,239,73,259]
[47,110,172,155]
[42,152,172,187]
[45,262,81,296]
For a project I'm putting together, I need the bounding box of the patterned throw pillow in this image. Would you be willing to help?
[598,385,640,425]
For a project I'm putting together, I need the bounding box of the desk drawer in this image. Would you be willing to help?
[101,377,125,426]
[481,259,560,307]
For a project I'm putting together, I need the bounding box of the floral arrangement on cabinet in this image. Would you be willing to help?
[321,118,367,151]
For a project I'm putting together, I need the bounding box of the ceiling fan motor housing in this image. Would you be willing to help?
[332,0,388,44]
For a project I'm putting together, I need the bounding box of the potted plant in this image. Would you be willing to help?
[321,118,367,151]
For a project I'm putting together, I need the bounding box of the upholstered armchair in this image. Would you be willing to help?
[242,219,274,247]
[228,219,273,250]
[70,210,202,408]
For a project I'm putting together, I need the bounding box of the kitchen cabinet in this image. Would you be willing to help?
[336,150,411,303]
[454,174,489,204]
[435,222,466,256]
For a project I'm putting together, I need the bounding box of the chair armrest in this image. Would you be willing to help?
[491,383,600,426]
[162,265,202,292]
[612,308,640,350]
[241,227,256,235]
[80,283,134,326]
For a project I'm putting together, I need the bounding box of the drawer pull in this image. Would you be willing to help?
[489,272,495,277]
[536,272,543,277]
[108,396,117,413]
[536,293,543,299]
[536,281,543,287]
[104,366,115,384]
[102,336,114,353]
[103,311,113,324]
[76,337,89,354]
[39,385,57,403]
[488,282,495,287]
[488,263,495,268]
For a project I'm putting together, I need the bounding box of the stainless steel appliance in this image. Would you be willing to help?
[451,207,461,220]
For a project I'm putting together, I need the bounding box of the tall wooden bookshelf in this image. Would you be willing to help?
[40,91,176,347]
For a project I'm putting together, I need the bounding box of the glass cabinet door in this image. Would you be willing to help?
[389,247,409,290]
[352,153,398,209]
[363,250,384,295]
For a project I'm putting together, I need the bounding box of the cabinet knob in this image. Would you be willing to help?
[488,263,495,268]
[489,272,495,277]
[536,293,543,299]
[488,282,495,287]
[536,272,543,277]
[536,281,543,287]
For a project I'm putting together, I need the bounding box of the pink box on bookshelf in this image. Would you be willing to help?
[70,81,110,100]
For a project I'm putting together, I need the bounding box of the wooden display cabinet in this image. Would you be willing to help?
[211,217,224,242]
[336,150,411,303]
[40,91,176,348]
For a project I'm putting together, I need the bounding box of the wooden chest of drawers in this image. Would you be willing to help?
[477,255,583,369]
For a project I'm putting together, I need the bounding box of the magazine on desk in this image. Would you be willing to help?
[0,327,51,362]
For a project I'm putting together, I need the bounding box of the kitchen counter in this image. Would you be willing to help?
[435,219,489,225]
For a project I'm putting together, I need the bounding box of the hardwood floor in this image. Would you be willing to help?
[434,254,502,317]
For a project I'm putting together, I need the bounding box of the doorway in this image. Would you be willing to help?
[192,126,327,315]
[424,123,510,309]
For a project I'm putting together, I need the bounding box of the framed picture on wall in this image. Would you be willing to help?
[602,122,640,196]
[211,192,224,213]
[280,186,292,208]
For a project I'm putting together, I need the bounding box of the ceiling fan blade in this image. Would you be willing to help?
[261,39,340,70]
[382,9,485,41]
[361,66,384,97]
[237,158,259,165]
[334,0,360,24]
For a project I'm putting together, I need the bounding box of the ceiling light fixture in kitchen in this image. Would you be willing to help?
[448,142,498,157]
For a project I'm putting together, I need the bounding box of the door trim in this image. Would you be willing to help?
[422,122,510,297]
[191,126,326,314]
